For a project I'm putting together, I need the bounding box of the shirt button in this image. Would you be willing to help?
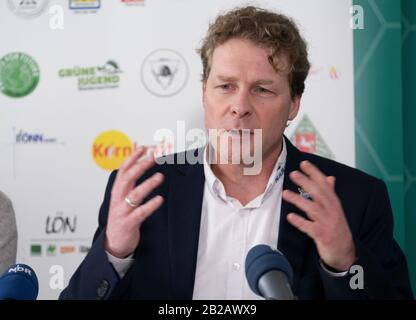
[233,263,240,271]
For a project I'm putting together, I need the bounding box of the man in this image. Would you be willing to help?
[0,191,18,275]
[60,6,413,299]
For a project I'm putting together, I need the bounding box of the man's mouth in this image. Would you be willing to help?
[222,128,256,135]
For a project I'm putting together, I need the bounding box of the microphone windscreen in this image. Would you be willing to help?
[245,245,293,296]
[0,264,39,300]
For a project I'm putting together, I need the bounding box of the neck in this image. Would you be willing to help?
[209,138,283,206]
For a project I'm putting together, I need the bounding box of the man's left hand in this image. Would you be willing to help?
[282,160,356,272]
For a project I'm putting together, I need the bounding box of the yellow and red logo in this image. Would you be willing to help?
[92,130,133,171]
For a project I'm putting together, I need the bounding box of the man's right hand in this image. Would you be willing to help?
[104,146,165,259]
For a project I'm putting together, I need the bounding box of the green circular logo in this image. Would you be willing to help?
[0,52,40,98]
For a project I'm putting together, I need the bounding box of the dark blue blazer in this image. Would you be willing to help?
[60,137,413,300]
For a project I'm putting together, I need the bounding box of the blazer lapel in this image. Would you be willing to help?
[168,149,205,299]
[278,137,312,293]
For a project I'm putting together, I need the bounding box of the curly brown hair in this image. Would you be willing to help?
[198,6,310,98]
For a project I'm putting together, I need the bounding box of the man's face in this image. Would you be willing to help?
[203,38,300,165]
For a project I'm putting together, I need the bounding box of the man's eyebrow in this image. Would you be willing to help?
[216,75,238,82]
[216,75,276,85]
[253,79,275,85]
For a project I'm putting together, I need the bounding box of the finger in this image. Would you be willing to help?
[139,145,157,162]
[290,170,343,217]
[326,176,336,190]
[124,172,164,208]
[113,146,147,198]
[113,148,157,200]
[129,195,164,225]
[118,146,146,173]
[299,161,336,199]
[282,190,322,222]
[299,162,339,202]
[289,170,327,204]
[123,148,157,182]
[300,161,328,185]
[287,213,315,238]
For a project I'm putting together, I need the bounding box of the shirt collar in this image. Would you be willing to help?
[203,139,287,205]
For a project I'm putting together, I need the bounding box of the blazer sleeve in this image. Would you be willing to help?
[319,178,414,299]
[0,192,18,274]
[59,171,125,300]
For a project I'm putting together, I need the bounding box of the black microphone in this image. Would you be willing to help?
[0,264,39,300]
[245,244,294,300]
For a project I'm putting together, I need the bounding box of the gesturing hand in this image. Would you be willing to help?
[104,146,165,259]
[282,161,356,271]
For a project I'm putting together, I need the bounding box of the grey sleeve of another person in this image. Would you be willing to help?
[0,191,18,274]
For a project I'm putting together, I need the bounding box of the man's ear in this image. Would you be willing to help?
[288,95,301,121]
[202,82,207,109]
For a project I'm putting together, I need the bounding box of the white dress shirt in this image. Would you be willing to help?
[192,140,287,300]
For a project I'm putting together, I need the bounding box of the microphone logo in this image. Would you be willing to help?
[7,265,32,276]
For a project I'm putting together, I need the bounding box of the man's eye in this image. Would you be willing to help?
[217,84,233,90]
[255,87,271,93]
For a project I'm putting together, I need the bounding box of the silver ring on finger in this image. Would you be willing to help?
[125,196,140,208]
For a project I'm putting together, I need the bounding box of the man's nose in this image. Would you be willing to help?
[230,90,253,118]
